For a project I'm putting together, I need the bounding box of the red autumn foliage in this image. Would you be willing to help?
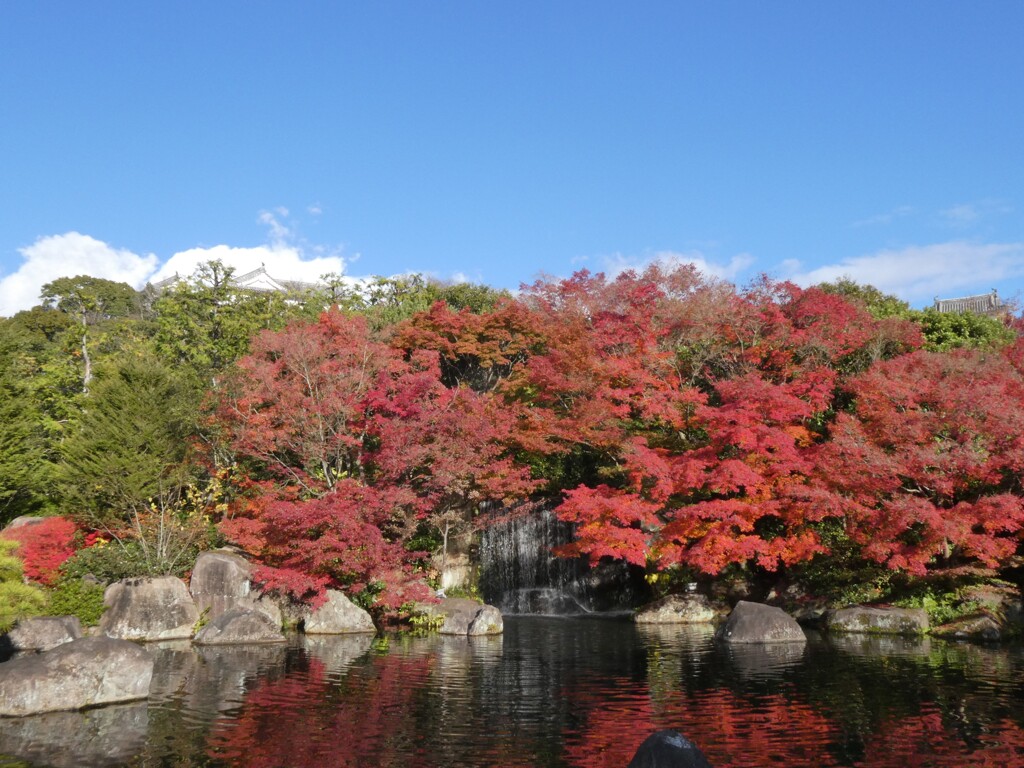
[214,309,536,609]
[809,348,1024,576]
[509,269,921,577]
[210,263,1021,596]
[1,516,79,586]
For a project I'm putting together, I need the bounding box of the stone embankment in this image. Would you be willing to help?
[1,548,505,716]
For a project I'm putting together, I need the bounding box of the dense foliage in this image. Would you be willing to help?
[1,260,1021,616]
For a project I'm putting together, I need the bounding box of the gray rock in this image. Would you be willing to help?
[1,515,47,531]
[100,576,199,641]
[193,607,285,645]
[467,604,503,636]
[635,594,717,624]
[421,598,504,635]
[0,637,154,716]
[932,614,1002,642]
[189,550,282,627]
[715,601,806,644]
[303,589,375,634]
[628,730,714,768]
[4,616,82,652]
[827,606,928,636]
[0,701,149,766]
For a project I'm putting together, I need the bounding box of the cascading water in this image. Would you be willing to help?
[478,507,643,615]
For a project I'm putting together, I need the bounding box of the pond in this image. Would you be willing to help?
[2,617,1024,767]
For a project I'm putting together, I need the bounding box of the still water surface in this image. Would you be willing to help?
[2,616,1024,767]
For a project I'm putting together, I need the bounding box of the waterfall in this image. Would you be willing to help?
[478,507,643,615]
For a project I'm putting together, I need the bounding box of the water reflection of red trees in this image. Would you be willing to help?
[562,681,1024,768]
[207,654,1024,768]
[207,654,438,767]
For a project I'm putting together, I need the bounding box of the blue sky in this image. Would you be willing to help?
[1,2,1022,315]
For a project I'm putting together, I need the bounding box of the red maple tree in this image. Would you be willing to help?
[213,309,534,609]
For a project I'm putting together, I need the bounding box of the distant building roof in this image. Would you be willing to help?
[150,265,319,295]
[232,266,318,294]
[933,289,1007,316]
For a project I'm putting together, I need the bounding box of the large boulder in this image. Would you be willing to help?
[189,550,282,627]
[827,606,928,636]
[303,590,375,634]
[716,601,806,644]
[932,614,1002,643]
[932,584,1023,642]
[422,598,504,636]
[3,616,82,653]
[100,576,199,641]
[0,637,154,716]
[628,730,714,768]
[193,608,286,645]
[1,515,47,531]
[635,594,717,624]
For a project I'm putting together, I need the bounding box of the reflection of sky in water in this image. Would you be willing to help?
[3,618,1024,767]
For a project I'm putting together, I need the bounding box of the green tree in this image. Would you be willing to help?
[0,317,64,523]
[908,307,1016,352]
[315,273,508,330]
[153,260,297,385]
[40,276,142,392]
[58,348,201,530]
[817,277,912,319]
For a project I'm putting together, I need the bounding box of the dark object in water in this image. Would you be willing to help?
[627,730,713,768]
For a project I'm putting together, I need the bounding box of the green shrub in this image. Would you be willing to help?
[0,582,48,632]
[0,540,23,583]
[0,540,48,632]
[404,606,445,635]
[47,576,107,626]
[59,541,152,582]
[893,588,981,626]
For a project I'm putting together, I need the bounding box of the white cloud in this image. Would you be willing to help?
[257,208,293,245]
[786,241,1024,304]
[0,212,349,316]
[153,243,344,285]
[0,232,158,316]
[939,199,1012,228]
[601,249,754,283]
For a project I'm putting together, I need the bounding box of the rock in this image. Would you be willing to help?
[932,615,1003,642]
[1,515,47,531]
[4,616,82,652]
[628,730,714,768]
[0,701,149,766]
[193,608,286,645]
[303,589,376,634]
[189,550,282,627]
[635,594,716,624]
[715,601,806,644]
[100,576,199,641]
[0,637,154,716]
[467,604,503,636]
[421,598,504,635]
[827,606,928,636]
